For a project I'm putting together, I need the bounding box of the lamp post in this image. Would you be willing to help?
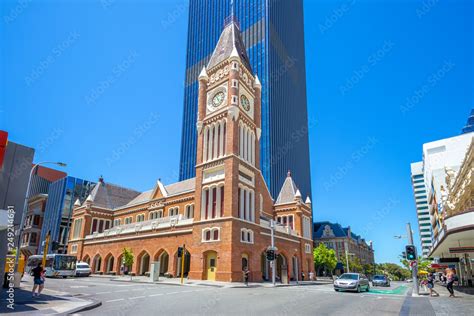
[14,161,67,275]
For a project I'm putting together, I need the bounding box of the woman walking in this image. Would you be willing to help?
[427,273,439,296]
[446,268,455,298]
[31,263,45,297]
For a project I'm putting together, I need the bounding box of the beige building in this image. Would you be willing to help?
[430,137,474,286]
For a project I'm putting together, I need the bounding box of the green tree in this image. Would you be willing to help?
[313,243,337,276]
[343,256,363,273]
[376,263,410,281]
[122,248,134,279]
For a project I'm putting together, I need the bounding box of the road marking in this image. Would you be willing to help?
[166,292,181,295]
[70,285,88,288]
[132,288,141,291]
[115,289,128,292]
[96,291,111,294]
[106,298,124,303]
[130,296,146,300]
[149,293,164,297]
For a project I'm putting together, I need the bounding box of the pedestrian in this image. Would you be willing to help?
[243,266,250,286]
[420,278,428,292]
[301,271,305,281]
[309,271,314,281]
[427,273,439,297]
[446,268,455,298]
[31,263,45,297]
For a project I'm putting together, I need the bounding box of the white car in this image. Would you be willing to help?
[75,262,91,277]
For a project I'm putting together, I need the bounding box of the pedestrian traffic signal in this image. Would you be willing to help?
[405,245,416,260]
[266,249,275,261]
[51,241,60,251]
[177,247,183,258]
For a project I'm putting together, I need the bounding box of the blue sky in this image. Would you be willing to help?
[1,0,472,264]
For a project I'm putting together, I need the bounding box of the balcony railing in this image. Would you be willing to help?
[85,215,194,240]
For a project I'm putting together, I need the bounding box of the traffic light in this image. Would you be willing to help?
[405,245,416,260]
[177,247,183,258]
[266,250,275,261]
[51,241,60,251]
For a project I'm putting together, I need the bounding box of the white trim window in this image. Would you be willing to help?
[238,120,255,166]
[72,218,83,239]
[240,228,254,244]
[237,184,255,222]
[113,219,121,227]
[169,207,179,217]
[202,227,220,242]
[149,210,163,220]
[203,118,227,163]
[185,204,194,219]
[71,244,78,254]
[303,216,311,239]
[136,214,145,222]
[277,215,294,230]
[90,218,111,234]
[305,243,312,254]
[200,182,225,220]
[124,217,133,224]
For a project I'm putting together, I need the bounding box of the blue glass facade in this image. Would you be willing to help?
[462,109,474,134]
[39,176,94,254]
[179,0,312,199]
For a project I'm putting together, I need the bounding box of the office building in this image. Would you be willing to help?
[410,161,432,257]
[179,0,312,199]
[462,109,474,134]
[0,140,34,275]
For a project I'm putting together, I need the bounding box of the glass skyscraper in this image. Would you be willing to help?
[179,0,312,199]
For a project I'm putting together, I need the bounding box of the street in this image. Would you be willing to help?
[21,276,470,315]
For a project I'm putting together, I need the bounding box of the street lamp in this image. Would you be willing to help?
[14,161,67,276]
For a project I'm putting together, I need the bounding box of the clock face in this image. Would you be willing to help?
[212,91,225,108]
[240,95,250,111]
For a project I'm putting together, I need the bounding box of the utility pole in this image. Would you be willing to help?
[42,231,50,268]
[270,220,276,286]
[406,223,419,295]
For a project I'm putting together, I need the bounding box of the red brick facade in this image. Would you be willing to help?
[67,21,314,283]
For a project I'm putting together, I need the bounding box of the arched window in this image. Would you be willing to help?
[202,227,220,242]
[205,230,211,241]
[113,219,121,227]
[240,228,254,244]
[185,204,194,219]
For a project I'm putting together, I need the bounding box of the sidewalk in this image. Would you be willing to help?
[418,283,474,316]
[0,280,100,315]
[102,274,332,288]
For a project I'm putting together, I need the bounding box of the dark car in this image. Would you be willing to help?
[372,275,390,287]
[334,273,370,292]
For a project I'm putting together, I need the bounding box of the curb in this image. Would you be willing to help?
[66,298,102,314]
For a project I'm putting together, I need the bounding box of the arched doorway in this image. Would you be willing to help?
[92,255,102,273]
[276,254,288,283]
[176,249,191,277]
[204,251,217,281]
[105,255,114,274]
[154,250,170,276]
[292,256,299,281]
[261,251,270,281]
[241,253,249,270]
[83,255,90,265]
[138,251,151,275]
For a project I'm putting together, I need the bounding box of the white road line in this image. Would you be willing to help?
[149,293,164,297]
[130,296,146,300]
[166,292,180,295]
[106,298,124,303]
[115,289,128,292]
[96,291,111,294]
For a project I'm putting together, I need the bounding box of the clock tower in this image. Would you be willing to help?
[189,17,272,281]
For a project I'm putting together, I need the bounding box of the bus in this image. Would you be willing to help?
[26,254,77,278]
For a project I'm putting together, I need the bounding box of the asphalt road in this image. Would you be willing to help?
[37,277,444,316]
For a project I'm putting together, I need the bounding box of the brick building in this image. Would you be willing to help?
[67,19,314,283]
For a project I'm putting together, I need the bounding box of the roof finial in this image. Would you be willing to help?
[230,0,235,17]
[287,170,291,177]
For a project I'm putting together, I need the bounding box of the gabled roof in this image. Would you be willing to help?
[275,171,299,205]
[123,178,196,207]
[207,20,252,72]
[87,178,141,209]
[314,222,348,239]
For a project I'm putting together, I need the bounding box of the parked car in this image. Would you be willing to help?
[75,262,91,277]
[334,273,370,292]
[372,275,390,287]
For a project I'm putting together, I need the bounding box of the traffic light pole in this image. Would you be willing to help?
[271,220,276,286]
[406,223,419,295]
